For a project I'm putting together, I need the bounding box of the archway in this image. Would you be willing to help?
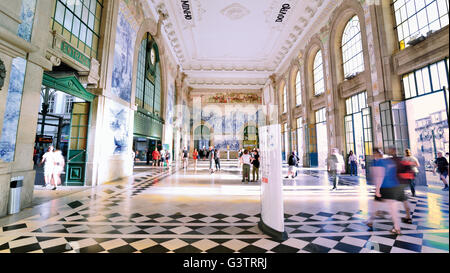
[243,125,259,150]
[194,125,211,151]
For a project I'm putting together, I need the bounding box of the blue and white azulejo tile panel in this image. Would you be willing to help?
[111,6,137,103]
[0,58,27,162]
[17,0,37,42]
[106,99,130,155]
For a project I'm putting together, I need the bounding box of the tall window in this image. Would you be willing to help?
[295,71,302,106]
[393,0,449,50]
[315,108,327,124]
[346,92,368,115]
[296,117,303,158]
[281,84,287,113]
[342,16,364,78]
[48,95,55,114]
[51,0,103,59]
[135,39,146,108]
[403,58,449,98]
[313,50,325,95]
[135,33,162,117]
[65,95,73,113]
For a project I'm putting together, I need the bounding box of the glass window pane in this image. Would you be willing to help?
[79,24,86,42]
[395,0,449,49]
[88,12,95,29]
[64,10,73,30]
[55,1,65,24]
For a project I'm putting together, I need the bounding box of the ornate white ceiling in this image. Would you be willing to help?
[149,0,337,89]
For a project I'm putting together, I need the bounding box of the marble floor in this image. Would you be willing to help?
[0,160,448,253]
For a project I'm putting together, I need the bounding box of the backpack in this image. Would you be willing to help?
[288,155,297,166]
[394,157,415,184]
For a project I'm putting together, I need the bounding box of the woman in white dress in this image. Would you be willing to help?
[52,149,65,190]
[40,146,55,188]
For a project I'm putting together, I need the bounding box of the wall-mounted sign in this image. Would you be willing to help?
[36,135,53,143]
[181,0,192,20]
[275,4,290,22]
[60,41,91,68]
[61,135,69,143]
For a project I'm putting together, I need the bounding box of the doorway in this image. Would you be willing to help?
[344,92,373,175]
[315,108,328,169]
[194,125,210,151]
[406,91,449,187]
[34,87,90,186]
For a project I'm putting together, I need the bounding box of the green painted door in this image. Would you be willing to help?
[66,102,90,186]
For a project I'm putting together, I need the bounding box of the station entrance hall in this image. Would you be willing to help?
[0,0,448,254]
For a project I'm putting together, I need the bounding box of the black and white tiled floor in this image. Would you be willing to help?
[0,160,448,253]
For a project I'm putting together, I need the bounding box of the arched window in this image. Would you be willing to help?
[281,84,287,113]
[393,0,449,50]
[342,15,364,78]
[295,70,302,106]
[313,50,325,95]
[135,33,162,117]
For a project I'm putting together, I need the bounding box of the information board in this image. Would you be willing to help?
[258,124,287,239]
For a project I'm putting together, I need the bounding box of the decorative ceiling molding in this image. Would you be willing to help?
[150,0,339,89]
[220,3,250,21]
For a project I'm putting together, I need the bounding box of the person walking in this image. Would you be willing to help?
[165,150,171,167]
[193,148,199,170]
[201,146,206,161]
[285,152,298,179]
[241,149,251,182]
[238,149,244,171]
[402,149,419,197]
[146,149,151,165]
[182,147,189,169]
[40,146,55,188]
[214,148,221,171]
[434,151,449,191]
[348,150,358,176]
[52,149,65,190]
[327,148,345,190]
[251,149,260,182]
[152,148,160,167]
[366,148,403,235]
[208,146,215,173]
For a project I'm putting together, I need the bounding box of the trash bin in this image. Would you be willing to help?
[8,179,23,215]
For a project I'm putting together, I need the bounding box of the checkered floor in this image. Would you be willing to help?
[0,161,448,253]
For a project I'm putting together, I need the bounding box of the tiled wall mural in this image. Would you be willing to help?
[0,58,27,162]
[166,83,175,125]
[106,99,130,155]
[17,0,37,42]
[111,2,137,102]
[198,106,262,151]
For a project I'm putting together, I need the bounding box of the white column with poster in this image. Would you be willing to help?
[258,124,287,240]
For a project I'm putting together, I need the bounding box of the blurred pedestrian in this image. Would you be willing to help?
[285,152,298,179]
[208,146,215,173]
[214,148,221,171]
[251,149,260,182]
[241,149,251,182]
[327,148,345,190]
[152,148,160,167]
[40,146,55,188]
[52,149,65,190]
[434,151,449,191]
[366,148,402,235]
[193,148,199,170]
[348,150,358,176]
[182,147,189,169]
[402,149,419,197]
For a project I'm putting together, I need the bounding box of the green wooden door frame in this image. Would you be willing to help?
[42,73,95,102]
